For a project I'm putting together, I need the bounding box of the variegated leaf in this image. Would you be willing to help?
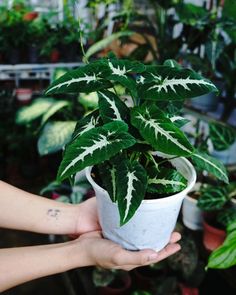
[38,121,76,155]
[147,167,187,194]
[57,121,136,181]
[164,59,182,69]
[217,208,236,228]
[41,100,70,125]
[197,185,229,211]
[98,90,129,123]
[137,65,218,100]
[209,122,236,151]
[116,159,147,225]
[169,116,190,128]
[16,98,55,125]
[191,150,229,183]
[97,160,118,202]
[45,61,111,95]
[104,58,145,95]
[131,104,193,156]
[72,110,101,141]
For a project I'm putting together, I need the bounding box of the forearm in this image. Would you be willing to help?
[0,240,85,292]
[0,181,78,234]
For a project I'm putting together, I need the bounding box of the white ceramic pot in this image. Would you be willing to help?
[211,140,236,166]
[190,92,219,112]
[182,195,203,231]
[85,158,196,251]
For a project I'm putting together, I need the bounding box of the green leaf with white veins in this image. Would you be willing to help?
[57,121,136,181]
[98,90,129,123]
[191,150,229,183]
[197,185,228,211]
[209,122,236,151]
[137,65,218,100]
[116,159,147,225]
[147,167,187,194]
[71,110,101,141]
[45,61,111,95]
[105,58,145,95]
[131,104,193,156]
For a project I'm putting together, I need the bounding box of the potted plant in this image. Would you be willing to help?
[197,183,236,251]
[44,55,228,251]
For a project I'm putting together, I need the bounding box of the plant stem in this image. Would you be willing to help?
[78,17,89,64]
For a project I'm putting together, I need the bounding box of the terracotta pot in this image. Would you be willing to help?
[50,49,60,63]
[180,284,199,295]
[23,12,38,21]
[97,272,131,295]
[203,219,226,252]
[15,88,32,105]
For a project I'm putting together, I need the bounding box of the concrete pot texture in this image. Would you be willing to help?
[86,158,196,251]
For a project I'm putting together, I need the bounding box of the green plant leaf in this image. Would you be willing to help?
[85,31,134,59]
[97,160,118,202]
[137,65,218,101]
[72,110,101,141]
[209,122,236,151]
[147,167,187,194]
[217,208,236,228]
[41,100,70,125]
[98,90,129,123]
[191,150,229,183]
[104,58,145,95]
[163,59,182,69]
[131,104,193,156]
[169,115,190,128]
[15,98,55,125]
[38,121,76,156]
[197,185,228,211]
[116,159,147,225]
[45,61,111,95]
[207,220,236,269]
[57,121,136,181]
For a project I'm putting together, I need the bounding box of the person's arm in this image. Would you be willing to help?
[0,231,181,292]
[0,180,98,235]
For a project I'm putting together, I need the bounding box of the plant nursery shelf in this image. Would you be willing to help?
[0,63,83,86]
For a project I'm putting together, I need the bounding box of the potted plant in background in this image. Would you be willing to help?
[43,54,228,252]
[197,182,236,252]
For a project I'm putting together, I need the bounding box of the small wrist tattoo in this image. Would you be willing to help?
[47,209,61,220]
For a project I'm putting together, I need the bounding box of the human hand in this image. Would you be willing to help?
[73,197,101,235]
[73,231,181,271]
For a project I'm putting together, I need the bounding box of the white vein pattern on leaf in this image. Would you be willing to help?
[100,92,122,120]
[46,74,97,93]
[193,153,228,181]
[151,73,162,81]
[170,116,185,122]
[78,117,96,136]
[61,134,110,176]
[148,178,186,186]
[137,75,145,84]
[136,114,192,153]
[124,171,138,221]
[108,61,127,77]
[148,77,216,93]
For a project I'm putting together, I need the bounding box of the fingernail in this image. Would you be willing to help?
[148,253,158,261]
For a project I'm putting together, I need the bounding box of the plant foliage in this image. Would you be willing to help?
[45,56,227,225]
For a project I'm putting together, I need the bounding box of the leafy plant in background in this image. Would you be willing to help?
[207,219,236,269]
[197,182,236,229]
[15,97,77,156]
[44,55,228,226]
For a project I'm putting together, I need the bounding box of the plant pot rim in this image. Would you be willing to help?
[85,157,196,204]
[203,219,226,235]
